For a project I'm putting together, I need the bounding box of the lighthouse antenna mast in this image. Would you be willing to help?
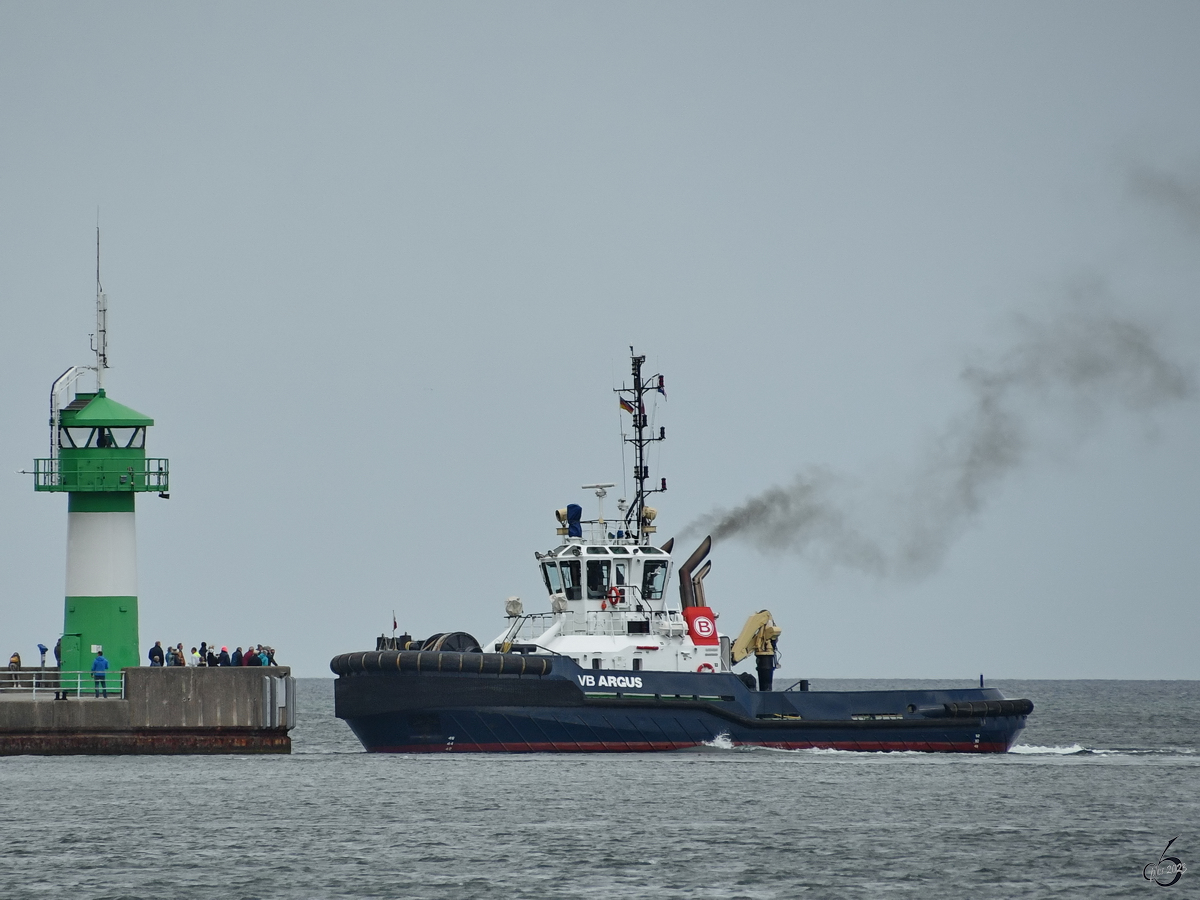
[93,225,108,392]
[48,227,107,465]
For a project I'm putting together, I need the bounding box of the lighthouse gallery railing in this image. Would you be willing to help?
[32,457,169,492]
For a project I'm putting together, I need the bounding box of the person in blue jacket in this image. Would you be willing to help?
[91,650,110,698]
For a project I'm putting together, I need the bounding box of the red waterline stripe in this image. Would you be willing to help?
[373,740,691,753]
[367,739,1009,754]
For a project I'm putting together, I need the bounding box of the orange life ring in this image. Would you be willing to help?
[696,662,715,673]
[607,586,621,604]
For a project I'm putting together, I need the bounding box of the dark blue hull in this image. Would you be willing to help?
[332,651,1031,753]
[341,705,1021,753]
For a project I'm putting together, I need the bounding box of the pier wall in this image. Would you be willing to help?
[0,667,294,755]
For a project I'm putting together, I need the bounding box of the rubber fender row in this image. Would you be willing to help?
[942,698,1034,718]
[330,650,555,677]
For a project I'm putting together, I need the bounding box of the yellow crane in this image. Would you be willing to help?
[731,610,782,691]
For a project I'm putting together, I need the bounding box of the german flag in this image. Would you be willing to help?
[619,397,634,414]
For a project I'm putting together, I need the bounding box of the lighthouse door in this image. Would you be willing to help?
[60,633,82,675]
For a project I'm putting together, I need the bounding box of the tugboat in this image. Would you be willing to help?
[331,351,1033,753]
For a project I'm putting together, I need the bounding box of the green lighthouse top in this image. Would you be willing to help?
[30,234,168,495]
[57,386,155,453]
[62,390,154,428]
[33,384,169,494]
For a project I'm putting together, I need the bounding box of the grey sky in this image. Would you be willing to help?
[2,3,1197,678]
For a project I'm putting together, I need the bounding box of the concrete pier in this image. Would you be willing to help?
[0,667,295,755]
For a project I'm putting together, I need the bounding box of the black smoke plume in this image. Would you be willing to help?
[685,300,1193,580]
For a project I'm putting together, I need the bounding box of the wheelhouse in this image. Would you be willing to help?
[537,543,673,612]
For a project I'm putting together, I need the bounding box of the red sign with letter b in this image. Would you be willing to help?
[683,607,720,645]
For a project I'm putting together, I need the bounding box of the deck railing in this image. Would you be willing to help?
[0,669,126,699]
[504,608,687,644]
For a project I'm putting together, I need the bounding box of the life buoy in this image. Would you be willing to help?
[607,586,621,604]
[697,662,715,673]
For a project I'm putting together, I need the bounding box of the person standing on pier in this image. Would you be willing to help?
[148,641,164,667]
[91,650,109,698]
[52,639,63,699]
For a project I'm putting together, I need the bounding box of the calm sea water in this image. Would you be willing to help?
[1,679,1196,899]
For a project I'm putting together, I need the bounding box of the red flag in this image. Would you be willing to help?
[392,611,397,632]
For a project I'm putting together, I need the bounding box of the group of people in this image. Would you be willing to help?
[147,641,278,667]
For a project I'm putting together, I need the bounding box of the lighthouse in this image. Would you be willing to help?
[32,239,168,674]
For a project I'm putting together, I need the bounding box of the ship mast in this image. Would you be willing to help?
[616,348,666,543]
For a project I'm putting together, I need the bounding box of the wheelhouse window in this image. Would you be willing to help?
[586,560,611,599]
[642,560,668,600]
[541,562,564,596]
[560,560,582,601]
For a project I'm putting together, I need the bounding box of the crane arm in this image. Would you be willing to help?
[731,610,782,664]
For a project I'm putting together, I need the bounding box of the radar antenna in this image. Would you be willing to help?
[615,348,666,543]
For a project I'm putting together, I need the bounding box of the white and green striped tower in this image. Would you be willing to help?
[32,242,168,672]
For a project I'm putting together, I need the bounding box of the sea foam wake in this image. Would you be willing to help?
[700,737,1198,758]
[1012,744,1198,757]
[1009,743,1091,755]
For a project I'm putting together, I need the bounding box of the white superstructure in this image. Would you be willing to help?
[487,504,727,674]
